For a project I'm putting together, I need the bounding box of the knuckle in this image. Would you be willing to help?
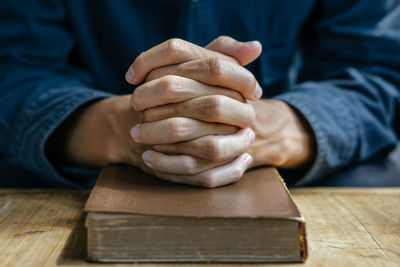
[160,75,181,102]
[271,154,286,166]
[206,57,224,82]
[166,38,187,56]
[182,158,198,175]
[201,95,224,120]
[200,174,218,188]
[214,36,230,48]
[204,138,224,161]
[269,145,288,166]
[167,118,190,140]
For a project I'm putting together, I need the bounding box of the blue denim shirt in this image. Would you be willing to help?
[0,0,399,188]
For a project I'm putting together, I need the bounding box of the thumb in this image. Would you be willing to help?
[205,36,262,66]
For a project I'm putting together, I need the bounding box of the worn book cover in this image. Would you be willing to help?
[85,164,307,263]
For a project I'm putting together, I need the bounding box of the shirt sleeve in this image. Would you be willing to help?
[0,0,114,187]
[274,0,400,185]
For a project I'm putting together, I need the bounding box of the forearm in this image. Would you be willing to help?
[48,97,119,168]
[0,79,113,187]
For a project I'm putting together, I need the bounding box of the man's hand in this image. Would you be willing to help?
[48,95,152,172]
[126,36,316,187]
[123,37,265,187]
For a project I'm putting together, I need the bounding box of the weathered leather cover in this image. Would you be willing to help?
[85,164,301,219]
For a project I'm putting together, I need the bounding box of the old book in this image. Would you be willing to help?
[84,164,307,263]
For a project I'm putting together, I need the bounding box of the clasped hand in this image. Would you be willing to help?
[125,36,263,188]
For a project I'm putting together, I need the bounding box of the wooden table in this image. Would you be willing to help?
[0,188,399,267]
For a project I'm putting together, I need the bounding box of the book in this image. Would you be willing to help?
[84,164,307,263]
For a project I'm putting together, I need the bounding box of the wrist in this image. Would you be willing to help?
[46,98,107,168]
[47,95,142,169]
[104,95,145,166]
[248,99,316,169]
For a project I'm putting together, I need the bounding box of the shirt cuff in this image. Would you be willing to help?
[273,82,358,186]
[19,88,114,188]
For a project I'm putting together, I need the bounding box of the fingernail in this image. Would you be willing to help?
[125,67,136,83]
[142,151,153,168]
[243,154,253,169]
[254,82,262,99]
[248,129,255,142]
[130,124,141,142]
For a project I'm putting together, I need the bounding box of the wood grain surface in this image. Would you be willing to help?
[0,188,399,267]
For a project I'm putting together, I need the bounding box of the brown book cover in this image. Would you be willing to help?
[85,164,307,263]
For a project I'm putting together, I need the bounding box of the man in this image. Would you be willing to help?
[0,0,399,188]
